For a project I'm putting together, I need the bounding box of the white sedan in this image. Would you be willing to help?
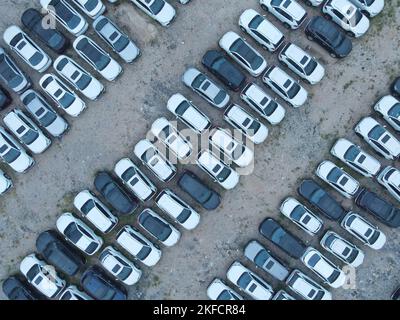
[286,269,332,300]
[377,166,400,203]
[130,0,176,26]
[260,0,307,29]
[349,0,384,17]
[207,278,243,300]
[0,170,12,195]
[72,0,106,19]
[59,285,93,300]
[374,95,400,132]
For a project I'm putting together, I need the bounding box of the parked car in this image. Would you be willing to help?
[239,9,285,52]
[40,0,88,36]
[244,240,289,281]
[227,261,274,300]
[392,286,400,300]
[54,55,104,101]
[202,50,247,92]
[0,170,12,195]
[39,74,86,117]
[155,189,200,230]
[374,95,400,132]
[72,0,106,19]
[207,278,243,300]
[348,0,384,17]
[3,109,51,154]
[56,212,103,255]
[94,171,139,215]
[286,269,332,300]
[134,139,177,182]
[240,83,285,125]
[0,48,31,94]
[298,179,346,220]
[130,0,176,27]
[355,117,400,160]
[330,138,381,177]
[302,0,324,5]
[320,231,365,267]
[3,25,51,73]
[99,246,142,285]
[73,35,122,81]
[305,16,352,58]
[259,218,307,259]
[0,87,11,111]
[262,66,308,108]
[355,189,400,228]
[377,166,400,203]
[2,275,40,300]
[272,290,295,300]
[0,126,34,173]
[36,230,86,276]
[93,15,140,63]
[167,93,212,134]
[280,197,323,235]
[81,266,127,300]
[178,170,221,210]
[278,43,325,85]
[21,8,69,54]
[58,285,92,300]
[260,0,307,29]
[20,254,66,298]
[114,158,157,202]
[182,68,230,109]
[391,77,400,98]
[341,212,386,249]
[74,190,119,233]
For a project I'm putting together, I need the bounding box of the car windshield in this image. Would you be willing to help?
[53,0,81,29]
[368,125,385,140]
[150,0,165,14]
[59,92,75,108]
[175,101,190,116]
[214,90,227,104]
[192,74,206,89]
[217,166,231,182]
[231,145,245,161]
[142,215,172,241]
[327,167,342,183]
[28,52,44,67]
[388,103,400,118]
[254,250,268,266]
[64,223,82,243]
[291,205,305,221]
[0,56,22,88]
[114,36,130,52]
[21,129,39,145]
[230,39,263,70]
[287,82,300,98]
[354,9,363,24]
[35,107,57,127]
[247,120,260,133]
[80,40,110,70]
[121,167,136,181]
[81,200,95,214]
[303,59,318,76]
[1,147,20,163]
[136,245,151,260]
[177,208,192,223]
[76,73,92,90]
[26,265,40,281]
[217,290,237,300]
[84,0,99,11]
[344,145,360,161]
[327,270,340,283]
[142,148,157,163]
[249,14,264,30]
[237,273,252,289]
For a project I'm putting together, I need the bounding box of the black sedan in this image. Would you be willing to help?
[94,172,138,215]
[36,230,86,276]
[298,179,346,221]
[2,276,40,300]
[202,50,247,91]
[178,170,221,210]
[305,16,352,58]
[0,87,11,110]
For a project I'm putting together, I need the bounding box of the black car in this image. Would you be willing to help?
[138,209,175,243]
[355,189,400,228]
[2,276,40,300]
[202,50,247,91]
[21,8,70,54]
[178,170,221,210]
[81,266,127,300]
[0,87,11,110]
[391,77,400,98]
[36,230,86,276]
[0,48,31,94]
[298,179,345,221]
[94,172,138,215]
[305,16,352,58]
[259,218,307,259]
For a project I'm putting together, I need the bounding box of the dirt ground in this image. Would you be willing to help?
[0,0,399,300]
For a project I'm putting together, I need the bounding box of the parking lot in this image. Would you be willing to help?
[0,0,399,300]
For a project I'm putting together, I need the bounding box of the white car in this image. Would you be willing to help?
[286,269,332,300]
[134,139,176,182]
[260,0,308,29]
[377,166,400,202]
[224,104,269,144]
[167,94,211,134]
[263,66,308,108]
[0,170,12,195]
[116,225,162,267]
[3,109,51,154]
[227,262,274,300]
[301,247,346,288]
[99,246,142,285]
[374,95,400,132]
[219,31,267,77]
[0,48,31,94]
[73,35,122,82]
[316,160,360,199]
[321,231,365,268]
[39,74,87,117]
[272,290,295,300]
[40,0,88,36]
[59,285,93,300]
[349,0,384,17]
[278,43,325,85]
[114,158,157,202]
[322,0,370,38]
[209,128,254,167]
[74,190,118,233]
[151,117,192,161]
[130,0,176,26]
[330,138,381,177]
[207,278,243,300]
[197,149,240,190]
[3,25,51,73]
[72,0,106,19]
[240,83,285,125]
[155,189,200,230]
[0,127,35,173]
[355,117,400,160]
[239,9,285,52]
[280,197,323,235]
[302,0,324,5]
[54,55,104,101]
[341,212,386,250]
[56,212,103,255]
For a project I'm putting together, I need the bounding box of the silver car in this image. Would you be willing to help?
[0,48,31,94]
